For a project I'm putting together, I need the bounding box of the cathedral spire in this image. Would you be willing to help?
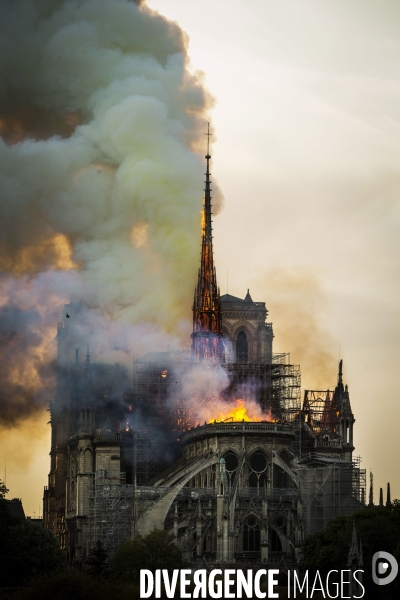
[84,346,92,386]
[85,346,91,371]
[191,124,224,361]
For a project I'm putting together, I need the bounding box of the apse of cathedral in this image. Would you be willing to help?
[43,138,366,567]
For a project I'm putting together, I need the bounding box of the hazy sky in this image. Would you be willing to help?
[147,0,400,501]
[1,0,399,515]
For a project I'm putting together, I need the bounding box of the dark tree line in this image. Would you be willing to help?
[300,501,400,599]
[4,473,400,599]
[0,482,64,588]
[0,480,183,599]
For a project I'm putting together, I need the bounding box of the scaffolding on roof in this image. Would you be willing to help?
[131,350,302,467]
[133,351,301,421]
[302,389,339,437]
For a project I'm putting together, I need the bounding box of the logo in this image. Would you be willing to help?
[372,551,398,586]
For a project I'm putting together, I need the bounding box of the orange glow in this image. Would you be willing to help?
[209,399,264,423]
[201,209,205,234]
[0,233,77,276]
[131,222,148,248]
[0,111,81,145]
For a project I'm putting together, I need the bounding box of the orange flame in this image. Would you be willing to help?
[209,399,263,423]
[201,209,205,234]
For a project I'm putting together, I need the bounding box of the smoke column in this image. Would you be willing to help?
[0,0,220,429]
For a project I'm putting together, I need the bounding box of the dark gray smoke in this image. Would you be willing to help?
[0,0,219,429]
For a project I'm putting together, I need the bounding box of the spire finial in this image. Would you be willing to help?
[386,482,391,507]
[338,359,343,385]
[368,470,374,507]
[84,346,91,378]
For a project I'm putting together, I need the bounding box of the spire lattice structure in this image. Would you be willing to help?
[191,124,224,361]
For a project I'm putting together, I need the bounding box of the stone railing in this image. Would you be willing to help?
[182,421,294,443]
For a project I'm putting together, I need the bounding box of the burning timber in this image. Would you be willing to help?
[43,137,365,568]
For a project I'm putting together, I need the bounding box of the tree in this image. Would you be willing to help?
[11,572,138,600]
[108,529,184,582]
[86,540,108,578]
[0,504,65,586]
[300,503,400,600]
[0,478,8,499]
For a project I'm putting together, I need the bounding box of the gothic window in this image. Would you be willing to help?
[270,527,282,552]
[243,516,260,551]
[275,467,287,489]
[84,449,93,472]
[249,452,268,490]
[236,331,248,362]
[223,451,238,488]
[211,464,216,488]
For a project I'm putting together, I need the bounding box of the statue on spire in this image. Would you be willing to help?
[191,124,224,361]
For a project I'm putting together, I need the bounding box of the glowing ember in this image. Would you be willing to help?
[209,399,264,423]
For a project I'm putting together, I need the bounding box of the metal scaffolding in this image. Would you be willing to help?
[133,351,301,424]
[86,468,133,555]
[221,352,301,421]
[302,389,339,437]
[131,350,302,475]
[297,457,366,535]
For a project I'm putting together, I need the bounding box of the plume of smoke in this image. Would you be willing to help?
[176,362,230,423]
[0,0,221,428]
[170,362,268,427]
[255,266,338,390]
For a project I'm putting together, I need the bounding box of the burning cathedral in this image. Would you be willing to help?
[43,136,366,567]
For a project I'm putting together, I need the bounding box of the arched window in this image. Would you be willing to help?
[249,452,268,490]
[243,516,260,551]
[223,451,238,488]
[270,528,282,552]
[275,467,287,489]
[236,331,248,362]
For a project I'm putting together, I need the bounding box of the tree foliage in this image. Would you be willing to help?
[13,573,139,600]
[0,494,64,587]
[0,478,8,499]
[108,529,184,582]
[300,503,400,599]
[86,541,108,578]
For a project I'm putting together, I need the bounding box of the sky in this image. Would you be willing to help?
[0,0,399,515]
[147,0,400,501]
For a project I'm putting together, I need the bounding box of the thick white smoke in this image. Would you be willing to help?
[0,0,221,425]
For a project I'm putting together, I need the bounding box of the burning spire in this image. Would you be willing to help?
[191,125,224,361]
